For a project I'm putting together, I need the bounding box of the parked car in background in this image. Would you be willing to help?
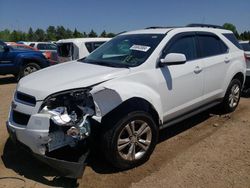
[0,40,53,79]
[29,42,57,52]
[56,38,111,63]
[240,41,250,87]
[6,24,246,177]
[29,42,58,63]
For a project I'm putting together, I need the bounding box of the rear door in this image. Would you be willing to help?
[196,32,229,103]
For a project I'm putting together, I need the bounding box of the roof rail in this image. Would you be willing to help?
[186,23,224,29]
[145,26,182,29]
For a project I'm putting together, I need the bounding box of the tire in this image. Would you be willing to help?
[101,111,158,170]
[20,63,41,78]
[221,79,242,113]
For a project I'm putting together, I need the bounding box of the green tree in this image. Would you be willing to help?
[88,29,97,37]
[35,28,46,41]
[82,32,87,37]
[100,30,107,37]
[223,23,237,33]
[46,26,56,41]
[0,29,11,41]
[56,26,66,40]
[106,32,116,38]
[73,28,83,38]
[65,28,73,39]
[222,23,241,39]
[9,30,27,42]
[27,27,36,41]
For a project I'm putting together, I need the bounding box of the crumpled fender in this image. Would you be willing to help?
[90,80,163,123]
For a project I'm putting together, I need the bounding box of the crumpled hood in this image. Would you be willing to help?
[17,61,130,100]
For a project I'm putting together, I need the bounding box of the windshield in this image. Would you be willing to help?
[81,34,164,68]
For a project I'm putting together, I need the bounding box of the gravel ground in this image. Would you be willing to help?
[0,75,250,188]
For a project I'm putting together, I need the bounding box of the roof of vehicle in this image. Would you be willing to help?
[123,27,232,35]
[56,38,111,43]
[29,42,55,44]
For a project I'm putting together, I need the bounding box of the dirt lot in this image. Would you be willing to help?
[0,75,250,188]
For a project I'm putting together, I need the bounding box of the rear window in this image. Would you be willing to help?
[241,43,250,51]
[198,35,228,58]
[85,42,106,53]
[223,33,243,50]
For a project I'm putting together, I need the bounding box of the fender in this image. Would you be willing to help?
[16,53,49,68]
[90,80,163,123]
[221,57,246,97]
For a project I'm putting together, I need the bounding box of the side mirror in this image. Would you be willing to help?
[160,53,186,66]
[4,45,10,52]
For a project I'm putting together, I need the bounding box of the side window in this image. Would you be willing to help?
[37,43,46,50]
[93,42,105,50]
[223,33,242,50]
[30,43,35,47]
[198,35,228,58]
[85,42,93,53]
[163,36,197,61]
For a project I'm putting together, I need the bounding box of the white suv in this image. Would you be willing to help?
[7,24,246,177]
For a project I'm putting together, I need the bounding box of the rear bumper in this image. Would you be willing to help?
[6,121,89,178]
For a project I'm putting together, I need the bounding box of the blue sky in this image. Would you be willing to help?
[0,0,249,34]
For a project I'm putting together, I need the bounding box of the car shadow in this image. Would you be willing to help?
[1,139,79,188]
[0,75,17,85]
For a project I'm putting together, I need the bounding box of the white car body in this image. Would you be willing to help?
[56,38,111,63]
[7,26,246,177]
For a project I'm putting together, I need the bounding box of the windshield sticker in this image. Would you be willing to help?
[130,45,151,52]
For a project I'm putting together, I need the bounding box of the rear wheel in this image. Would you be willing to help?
[101,111,158,170]
[221,79,242,113]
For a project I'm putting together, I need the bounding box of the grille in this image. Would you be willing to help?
[16,92,36,106]
[12,110,30,125]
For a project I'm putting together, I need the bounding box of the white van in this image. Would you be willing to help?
[56,38,111,63]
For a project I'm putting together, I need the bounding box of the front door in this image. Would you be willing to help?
[156,32,204,122]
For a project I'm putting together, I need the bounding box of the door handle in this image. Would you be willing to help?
[224,57,230,63]
[194,66,202,74]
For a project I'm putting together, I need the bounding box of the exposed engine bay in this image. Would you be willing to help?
[40,89,95,153]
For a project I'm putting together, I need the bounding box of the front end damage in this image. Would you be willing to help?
[7,89,99,178]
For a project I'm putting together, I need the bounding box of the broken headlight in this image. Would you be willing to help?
[40,89,95,140]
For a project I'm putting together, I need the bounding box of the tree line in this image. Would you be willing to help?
[0,26,116,42]
[222,23,250,41]
[0,23,249,42]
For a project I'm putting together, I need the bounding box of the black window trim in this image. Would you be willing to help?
[159,31,198,63]
[157,31,230,68]
[195,31,229,59]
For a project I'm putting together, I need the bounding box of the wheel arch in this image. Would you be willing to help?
[232,72,244,86]
[101,97,161,128]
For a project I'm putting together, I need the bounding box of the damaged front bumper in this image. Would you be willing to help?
[6,111,91,178]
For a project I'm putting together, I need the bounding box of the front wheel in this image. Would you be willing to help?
[102,111,158,170]
[221,79,242,113]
